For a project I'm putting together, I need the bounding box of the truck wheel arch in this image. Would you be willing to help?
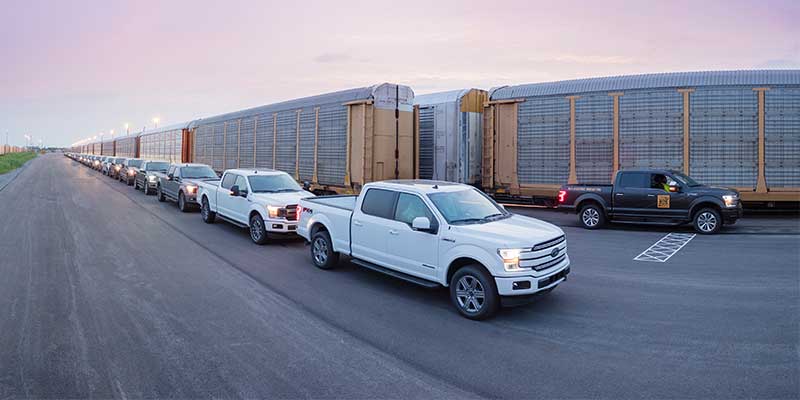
[310,222,328,237]
[445,257,492,288]
[689,199,723,219]
[575,194,608,214]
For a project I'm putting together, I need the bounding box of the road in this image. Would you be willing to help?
[1,153,798,399]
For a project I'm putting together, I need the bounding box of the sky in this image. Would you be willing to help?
[1,0,798,147]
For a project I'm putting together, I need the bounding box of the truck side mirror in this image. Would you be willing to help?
[303,180,311,190]
[412,217,432,232]
[167,173,174,180]
[669,185,680,193]
[230,185,240,197]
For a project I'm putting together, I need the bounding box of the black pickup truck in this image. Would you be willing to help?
[558,169,743,234]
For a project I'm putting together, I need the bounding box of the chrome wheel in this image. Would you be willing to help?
[582,208,600,227]
[312,237,328,265]
[250,217,264,242]
[697,211,717,233]
[455,275,485,313]
[201,200,209,219]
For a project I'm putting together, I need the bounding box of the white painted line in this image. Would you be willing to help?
[634,233,696,263]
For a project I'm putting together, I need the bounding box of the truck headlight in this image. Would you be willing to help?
[148,175,158,182]
[498,248,525,271]
[185,185,197,194]
[723,194,738,208]
[267,205,281,219]
[128,169,136,175]
[115,165,121,170]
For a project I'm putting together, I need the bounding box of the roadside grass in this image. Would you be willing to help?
[0,152,37,175]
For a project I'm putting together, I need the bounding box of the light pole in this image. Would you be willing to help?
[152,117,160,129]
[124,123,129,136]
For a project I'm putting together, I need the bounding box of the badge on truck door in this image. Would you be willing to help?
[657,195,670,208]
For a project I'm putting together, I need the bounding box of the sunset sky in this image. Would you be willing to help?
[1,0,798,147]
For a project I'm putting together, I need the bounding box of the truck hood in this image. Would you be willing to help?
[250,190,314,206]
[687,185,739,196]
[452,214,565,248]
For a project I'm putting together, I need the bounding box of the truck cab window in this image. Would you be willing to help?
[650,174,670,191]
[619,172,649,188]
[221,173,236,189]
[394,193,437,230]
[234,175,248,193]
[360,188,398,219]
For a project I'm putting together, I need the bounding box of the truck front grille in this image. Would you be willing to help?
[532,235,565,251]
[285,205,298,221]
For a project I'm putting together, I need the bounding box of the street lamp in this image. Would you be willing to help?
[124,123,129,136]
[152,117,160,129]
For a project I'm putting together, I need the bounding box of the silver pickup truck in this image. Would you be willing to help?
[156,163,219,212]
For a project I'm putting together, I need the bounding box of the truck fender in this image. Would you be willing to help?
[198,188,215,212]
[439,245,499,287]
[688,196,725,217]
[248,205,268,223]
[574,193,609,213]
[303,213,346,253]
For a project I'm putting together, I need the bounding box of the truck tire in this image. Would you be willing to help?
[249,214,269,245]
[201,197,216,223]
[310,230,338,270]
[178,192,189,213]
[449,265,500,320]
[157,185,166,202]
[579,204,605,229]
[143,183,151,195]
[693,208,721,234]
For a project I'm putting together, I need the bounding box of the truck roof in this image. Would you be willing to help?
[618,168,681,175]
[369,179,471,194]
[223,168,287,176]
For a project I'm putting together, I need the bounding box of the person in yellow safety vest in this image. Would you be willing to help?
[656,175,670,192]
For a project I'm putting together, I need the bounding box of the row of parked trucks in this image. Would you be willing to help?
[66,152,573,320]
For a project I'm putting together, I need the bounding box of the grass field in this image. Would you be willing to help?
[0,152,37,175]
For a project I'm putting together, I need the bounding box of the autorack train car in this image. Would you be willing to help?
[413,88,487,186]
[482,70,800,206]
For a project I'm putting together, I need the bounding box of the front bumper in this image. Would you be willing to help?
[264,218,299,234]
[494,257,570,297]
[721,204,743,224]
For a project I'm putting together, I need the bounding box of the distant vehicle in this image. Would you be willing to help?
[558,169,743,234]
[134,160,171,195]
[156,163,218,211]
[108,157,127,179]
[101,157,114,175]
[297,180,570,320]
[118,158,143,185]
[197,169,313,244]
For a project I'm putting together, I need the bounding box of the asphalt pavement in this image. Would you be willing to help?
[0,153,797,399]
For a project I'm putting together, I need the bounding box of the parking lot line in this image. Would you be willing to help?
[634,233,696,263]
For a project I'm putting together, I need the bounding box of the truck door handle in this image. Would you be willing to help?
[389,230,399,236]
[615,193,624,196]
[353,221,363,227]
[647,194,655,197]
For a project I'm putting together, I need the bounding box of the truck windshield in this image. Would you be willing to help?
[428,189,508,225]
[182,166,217,179]
[671,172,702,187]
[146,162,169,171]
[248,174,302,193]
[128,160,143,168]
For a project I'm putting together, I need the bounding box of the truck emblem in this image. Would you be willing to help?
[551,247,560,258]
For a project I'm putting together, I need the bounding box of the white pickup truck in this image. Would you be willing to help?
[197,169,314,244]
[298,180,570,320]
